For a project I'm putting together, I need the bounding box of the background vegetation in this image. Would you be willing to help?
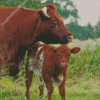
[0,0,100,100]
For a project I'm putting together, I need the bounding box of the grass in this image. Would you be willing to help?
[0,75,100,100]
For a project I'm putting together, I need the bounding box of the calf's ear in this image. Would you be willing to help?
[38,6,50,20]
[71,47,81,54]
[48,47,57,53]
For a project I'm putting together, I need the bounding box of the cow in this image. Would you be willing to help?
[25,42,80,100]
[0,4,73,76]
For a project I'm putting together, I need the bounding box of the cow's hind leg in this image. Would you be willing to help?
[39,76,44,98]
[25,69,33,100]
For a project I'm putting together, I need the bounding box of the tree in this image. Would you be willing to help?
[95,17,100,37]
[66,22,93,40]
[0,0,42,9]
[95,17,100,29]
[25,0,42,9]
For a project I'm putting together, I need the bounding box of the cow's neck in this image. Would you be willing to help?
[19,9,40,49]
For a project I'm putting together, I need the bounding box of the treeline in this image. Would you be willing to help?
[66,22,100,40]
[0,0,42,9]
[0,0,100,40]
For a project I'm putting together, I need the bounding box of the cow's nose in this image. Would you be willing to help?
[61,63,67,67]
[67,33,73,43]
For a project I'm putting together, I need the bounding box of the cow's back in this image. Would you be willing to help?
[0,6,34,23]
[0,6,16,23]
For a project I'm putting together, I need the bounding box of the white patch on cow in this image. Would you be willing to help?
[37,46,43,54]
[51,75,64,86]
[39,77,44,90]
[25,78,28,81]
[58,75,64,81]
[24,96,27,100]
[28,49,44,76]
[39,77,44,86]
[45,87,49,95]
[38,41,44,45]
[28,57,35,71]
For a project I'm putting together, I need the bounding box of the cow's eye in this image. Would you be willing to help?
[51,19,57,24]
[51,19,55,23]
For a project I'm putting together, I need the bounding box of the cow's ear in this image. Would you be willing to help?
[38,6,50,20]
[71,47,81,54]
[38,10,45,20]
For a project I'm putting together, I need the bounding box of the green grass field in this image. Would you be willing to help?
[0,39,100,100]
[0,75,100,100]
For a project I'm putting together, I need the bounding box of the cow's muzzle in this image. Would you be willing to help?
[67,34,73,43]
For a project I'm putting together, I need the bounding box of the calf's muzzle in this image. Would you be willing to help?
[60,63,67,68]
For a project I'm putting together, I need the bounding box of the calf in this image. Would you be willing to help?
[25,42,80,100]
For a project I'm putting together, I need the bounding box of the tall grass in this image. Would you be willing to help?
[68,43,100,78]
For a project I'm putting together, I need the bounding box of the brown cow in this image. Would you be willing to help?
[25,42,80,100]
[0,4,73,76]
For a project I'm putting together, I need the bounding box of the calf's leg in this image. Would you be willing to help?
[59,81,66,100]
[39,76,44,98]
[25,70,33,100]
[43,74,54,100]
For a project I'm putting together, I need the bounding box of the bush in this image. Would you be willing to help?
[68,42,100,78]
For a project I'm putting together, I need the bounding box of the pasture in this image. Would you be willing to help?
[0,39,100,100]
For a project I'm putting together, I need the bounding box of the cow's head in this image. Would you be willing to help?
[51,45,80,69]
[35,4,73,44]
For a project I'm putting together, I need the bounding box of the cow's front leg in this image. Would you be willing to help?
[43,74,54,100]
[59,81,66,100]
[39,76,44,98]
[25,70,33,100]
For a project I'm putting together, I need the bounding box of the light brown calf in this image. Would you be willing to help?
[25,42,80,100]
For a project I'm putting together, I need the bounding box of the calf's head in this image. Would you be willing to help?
[51,45,80,69]
[36,4,73,44]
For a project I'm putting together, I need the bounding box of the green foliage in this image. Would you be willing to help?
[0,0,42,9]
[0,72,100,100]
[68,42,100,78]
[66,22,100,40]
